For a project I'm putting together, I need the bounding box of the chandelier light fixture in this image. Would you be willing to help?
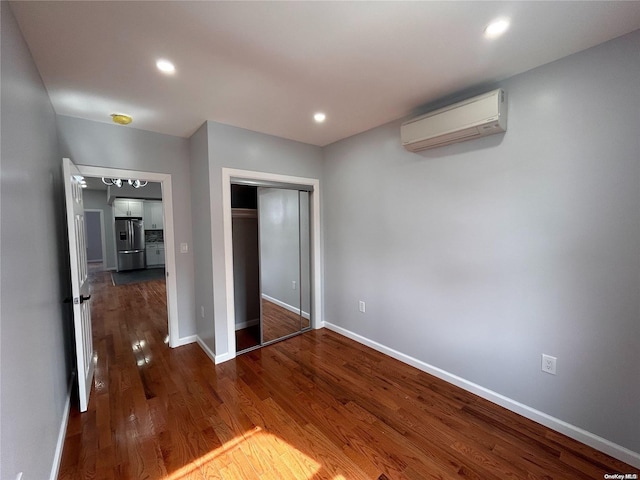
[101,178,148,188]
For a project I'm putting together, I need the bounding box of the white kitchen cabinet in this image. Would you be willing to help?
[113,199,143,218]
[113,199,128,217]
[143,201,164,230]
[146,243,165,267]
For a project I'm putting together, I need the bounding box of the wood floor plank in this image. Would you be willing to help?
[57,265,638,479]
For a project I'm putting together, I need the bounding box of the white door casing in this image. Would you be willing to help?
[63,157,95,412]
[220,168,322,364]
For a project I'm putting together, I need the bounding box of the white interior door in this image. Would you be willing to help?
[63,157,95,412]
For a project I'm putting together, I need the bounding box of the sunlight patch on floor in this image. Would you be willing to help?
[164,426,321,479]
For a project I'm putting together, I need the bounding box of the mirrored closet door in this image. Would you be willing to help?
[232,182,312,353]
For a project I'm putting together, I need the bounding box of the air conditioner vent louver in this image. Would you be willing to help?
[401,89,507,152]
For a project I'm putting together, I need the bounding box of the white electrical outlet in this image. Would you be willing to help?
[201,306,205,318]
[542,354,557,375]
[359,300,366,313]
[180,242,189,253]
[292,280,297,290]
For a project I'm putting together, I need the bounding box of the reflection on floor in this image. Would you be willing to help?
[58,267,633,479]
[262,299,304,342]
[235,299,310,352]
[235,323,260,352]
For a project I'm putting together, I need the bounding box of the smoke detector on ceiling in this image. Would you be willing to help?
[111,113,132,125]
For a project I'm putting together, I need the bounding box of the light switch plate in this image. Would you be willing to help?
[180,242,188,253]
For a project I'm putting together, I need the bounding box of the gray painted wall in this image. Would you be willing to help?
[203,121,323,356]
[85,211,103,262]
[258,188,303,310]
[189,123,215,347]
[83,189,116,269]
[57,115,197,339]
[0,4,72,479]
[322,30,640,453]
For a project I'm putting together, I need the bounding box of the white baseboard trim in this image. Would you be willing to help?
[172,334,197,347]
[214,351,234,365]
[323,322,640,469]
[196,335,236,365]
[235,318,259,330]
[50,375,74,480]
[196,335,217,364]
[262,293,310,319]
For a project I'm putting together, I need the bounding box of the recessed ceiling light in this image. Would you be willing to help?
[484,18,510,39]
[314,112,326,123]
[156,59,175,74]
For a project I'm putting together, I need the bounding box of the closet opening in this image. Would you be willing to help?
[231,181,312,354]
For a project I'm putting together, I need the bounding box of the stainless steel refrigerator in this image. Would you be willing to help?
[115,218,145,271]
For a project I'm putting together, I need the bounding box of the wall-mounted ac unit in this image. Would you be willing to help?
[401,89,507,152]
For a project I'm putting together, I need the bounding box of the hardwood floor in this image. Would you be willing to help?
[262,299,308,343]
[235,299,310,352]
[58,269,637,479]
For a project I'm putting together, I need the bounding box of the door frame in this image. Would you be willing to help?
[76,164,181,348]
[83,208,106,267]
[221,168,322,362]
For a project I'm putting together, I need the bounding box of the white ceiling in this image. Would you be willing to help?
[10,1,640,146]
